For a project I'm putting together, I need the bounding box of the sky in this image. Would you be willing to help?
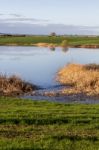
[0,0,99,35]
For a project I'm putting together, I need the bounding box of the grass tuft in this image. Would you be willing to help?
[0,75,38,96]
[57,64,99,96]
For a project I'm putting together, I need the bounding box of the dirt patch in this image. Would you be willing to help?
[34,43,49,47]
[33,43,57,48]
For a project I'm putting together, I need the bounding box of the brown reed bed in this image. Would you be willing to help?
[0,75,38,96]
[57,64,99,97]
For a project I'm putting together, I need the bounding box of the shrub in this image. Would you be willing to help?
[61,40,68,47]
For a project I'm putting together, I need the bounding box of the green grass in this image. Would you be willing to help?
[0,36,67,46]
[0,97,99,149]
[1,35,99,46]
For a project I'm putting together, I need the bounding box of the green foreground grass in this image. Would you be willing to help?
[1,35,99,46]
[0,97,99,149]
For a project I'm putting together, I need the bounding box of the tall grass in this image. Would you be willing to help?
[0,75,37,96]
[57,64,99,96]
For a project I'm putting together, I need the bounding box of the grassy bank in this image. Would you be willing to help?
[1,35,99,47]
[0,97,99,149]
[0,36,67,46]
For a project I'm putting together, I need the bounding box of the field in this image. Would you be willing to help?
[0,97,99,149]
[1,35,99,47]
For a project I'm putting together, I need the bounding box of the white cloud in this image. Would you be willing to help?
[0,13,99,35]
[0,13,49,24]
[8,13,24,18]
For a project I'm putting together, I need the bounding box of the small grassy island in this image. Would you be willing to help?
[57,63,99,97]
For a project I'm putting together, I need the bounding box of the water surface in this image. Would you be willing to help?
[0,46,99,88]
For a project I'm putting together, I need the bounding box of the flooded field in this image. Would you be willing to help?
[0,46,99,103]
[0,46,99,88]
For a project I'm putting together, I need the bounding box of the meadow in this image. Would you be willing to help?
[1,35,99,47]
[0,97,99,149]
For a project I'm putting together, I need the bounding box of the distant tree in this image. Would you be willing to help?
[50,32,56,36]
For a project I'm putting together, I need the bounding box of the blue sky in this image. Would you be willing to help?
[0,0,99,34]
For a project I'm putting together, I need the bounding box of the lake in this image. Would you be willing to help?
[0,46,99,89]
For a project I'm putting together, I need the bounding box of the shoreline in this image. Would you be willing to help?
[0,43,99,49]
[1,35,99,49]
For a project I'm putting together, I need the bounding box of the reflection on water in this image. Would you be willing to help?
[49,47,69,53]
[49,47,56,51]
[62,47,69,53]
[0,46,99,88]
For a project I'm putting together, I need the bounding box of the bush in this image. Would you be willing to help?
[61,40,68,47]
